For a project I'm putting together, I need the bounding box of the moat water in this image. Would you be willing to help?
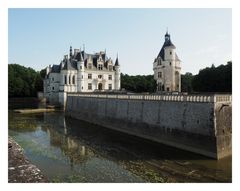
[8,98,232,182]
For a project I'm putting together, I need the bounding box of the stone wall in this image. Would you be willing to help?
[65,93,232,159]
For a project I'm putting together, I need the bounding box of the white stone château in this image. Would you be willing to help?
[43,46,121,105]
[153,32,181,92]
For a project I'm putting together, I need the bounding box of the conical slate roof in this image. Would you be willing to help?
[157,33,176,60]
[115,57,119,66]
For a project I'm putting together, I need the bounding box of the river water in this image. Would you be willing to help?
[8,99,231,183]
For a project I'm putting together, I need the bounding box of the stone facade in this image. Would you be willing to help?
[153,32,181,92]
[65,93,232,159]
[43,47,121,106]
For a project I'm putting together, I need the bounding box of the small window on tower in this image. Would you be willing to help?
[170,51,172,55]
[170,62,172,66]
[158,72,162,78]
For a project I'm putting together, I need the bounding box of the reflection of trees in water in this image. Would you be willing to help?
[9,112,39,132]
[41,124,94,167]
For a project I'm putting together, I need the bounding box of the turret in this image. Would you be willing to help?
[69,46,73,58]
[114,55,120,90]
[165,31,170,42]
[77,49,85,92]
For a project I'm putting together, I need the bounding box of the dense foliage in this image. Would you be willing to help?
[8,64,45,97]
[121,73,156,93]
[192,61,232,93]
[181,72,194,93]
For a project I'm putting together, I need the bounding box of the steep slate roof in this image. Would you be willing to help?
[51,65,61,73]
[49,49,116,73]
[62,59,77,70]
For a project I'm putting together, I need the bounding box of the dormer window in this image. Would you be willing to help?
[88,63,92,69]
[109,65,113,71]
[98,64,103,70]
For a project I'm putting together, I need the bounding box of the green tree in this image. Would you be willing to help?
[181,72,194,93]
[192,61,232,92]
[8,64,45,97]
[121,73,156,93]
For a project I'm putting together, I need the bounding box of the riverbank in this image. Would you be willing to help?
[14,108,57,114]
[8,137,48,183]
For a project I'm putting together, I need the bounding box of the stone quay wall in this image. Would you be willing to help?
[65,93,232,159]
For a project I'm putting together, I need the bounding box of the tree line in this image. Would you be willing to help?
[8,64,45,97]
[8,61,231,97]
[121,61,232,93]
[181,61,232,93]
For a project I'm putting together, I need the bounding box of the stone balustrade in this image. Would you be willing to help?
[67,93,231,103]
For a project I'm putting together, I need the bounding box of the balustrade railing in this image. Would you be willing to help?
[67,93,231,103]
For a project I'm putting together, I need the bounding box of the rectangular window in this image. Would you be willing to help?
[52,77,54,81]
[88,83,92,90]
[98,65,103,70]
[88,74,92,79]
[109,65,113,71]
[52,86,54,90]
[108,84,112,90]
[64,75,67,84]
[158,72,162,78]
[108,75,112,80]
[98,75,102,79]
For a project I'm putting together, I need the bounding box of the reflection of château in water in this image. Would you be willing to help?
[41,113,94,166]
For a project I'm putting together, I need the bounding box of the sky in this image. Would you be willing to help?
[8,8,232,75]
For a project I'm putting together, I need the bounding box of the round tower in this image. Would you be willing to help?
[153,31,181,92]
[114,55,120,90]
[77,49,85,92]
